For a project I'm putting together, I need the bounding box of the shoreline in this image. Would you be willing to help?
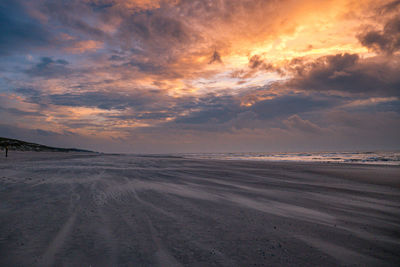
[3,150,400,164]
[1,151,399,188]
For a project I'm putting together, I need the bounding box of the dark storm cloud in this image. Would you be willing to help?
[175,95,240,124]
[87,1,114,12]
[283,53,400,96]
[377,0,400,14]
[0,106,43,117]
[44,91,243,124]
[251,95,338,119]
[41,1,106,39]
[150,15,189,41]
[25,57,71,78]
[358,16,400,54]
[14,83,340,130]
[14,85,189,118]
[14,88,41,97]
[13,87,45,106]
[0,0,50,56]
[174,93,339,129]
[48,91,154,110]
[45,89,193,115]
[109,55,125,61]
[125,59,165,74]
[105,10,200,77]
[107,112,173,121]
[118,12,192,51]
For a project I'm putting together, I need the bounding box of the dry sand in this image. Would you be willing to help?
[0,152,399,266]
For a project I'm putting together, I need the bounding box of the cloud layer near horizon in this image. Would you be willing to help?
[0,0,399,152]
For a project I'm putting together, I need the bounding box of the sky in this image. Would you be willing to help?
[0,0,399,153]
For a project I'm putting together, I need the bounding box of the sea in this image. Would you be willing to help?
[179,151,400,165]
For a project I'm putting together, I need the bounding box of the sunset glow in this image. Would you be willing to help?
[1,0,399,152]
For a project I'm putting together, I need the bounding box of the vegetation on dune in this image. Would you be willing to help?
[0,137,92,152]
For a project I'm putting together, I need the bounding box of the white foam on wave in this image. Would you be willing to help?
[181,151,400,165]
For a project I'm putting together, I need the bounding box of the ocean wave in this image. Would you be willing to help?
[180,151,400,165]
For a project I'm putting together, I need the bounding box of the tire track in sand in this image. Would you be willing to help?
[39,211,77,267]
[120,186,182,267]
[40,184,80,266]
[145,216,183,267]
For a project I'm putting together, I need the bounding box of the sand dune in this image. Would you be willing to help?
[0,152,399,266]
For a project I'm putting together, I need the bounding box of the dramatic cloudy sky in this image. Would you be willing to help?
[1,0,399,153]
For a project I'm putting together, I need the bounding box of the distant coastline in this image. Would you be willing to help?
[0,137,94,153]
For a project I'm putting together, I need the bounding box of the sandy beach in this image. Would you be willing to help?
[0,152,399,266]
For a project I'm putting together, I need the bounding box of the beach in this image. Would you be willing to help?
[0,152,399,266]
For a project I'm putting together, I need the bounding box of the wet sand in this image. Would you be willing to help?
[0,152,399,266]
